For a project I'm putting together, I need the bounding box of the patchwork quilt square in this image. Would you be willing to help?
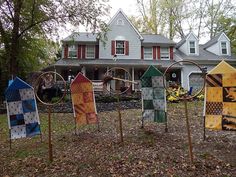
[24,112,39,124]
[26,122,41,137]
[206,74,222,87]
[141,88,153,100]
[8,101,23,115]
[143,100,154,109]
[153,99,165,110]
[152,76,163,88]
[11,125,26,139]
[154,110,166,123]
[19,88,35,100]
[141,78,152,87]
[22,99,36,113]
[142,110,155,120]
[153,88,165,99]
[206,102,223,115]
[10,114,25,126]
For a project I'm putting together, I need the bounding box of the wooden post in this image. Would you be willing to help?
[48,106,53,162]
[184,99,193,164]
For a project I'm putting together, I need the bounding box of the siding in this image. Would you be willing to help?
[99,12,141,59]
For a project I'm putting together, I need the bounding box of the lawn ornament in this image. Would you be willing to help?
[163,60,206,164]
[103,67,138,143]
[70,73,98,132]
[204,60,236,136]
[5,77,42,148]
[140,66,167,131]
[35,71,66,162]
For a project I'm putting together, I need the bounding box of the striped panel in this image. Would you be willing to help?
[206,74,222,87]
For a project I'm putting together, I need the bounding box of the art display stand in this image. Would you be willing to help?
[163,60,206,164]
[35,71,66,162]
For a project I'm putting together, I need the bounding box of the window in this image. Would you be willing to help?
[144,47,153,59]
[86,45,95,58]
[221,42,227,55]
[116,41,125,55]
[160,47,169,59]
[189,41,195,54]
[68,45,77,58]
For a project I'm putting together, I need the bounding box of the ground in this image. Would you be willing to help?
[0,101,235,177]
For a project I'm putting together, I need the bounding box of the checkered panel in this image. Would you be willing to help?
[141,78,152,87]
[206,102,223,115]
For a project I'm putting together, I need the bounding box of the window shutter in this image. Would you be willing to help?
[125,41,129,55]
[64,44,68,59]
[82,45,86,59]
[153,46,156,60]
[111,40,115,55]
[170,47,173,60]
[141,46,144,59]
[95,45,99,58]
[77,45,81,59]
[157,46,161,59]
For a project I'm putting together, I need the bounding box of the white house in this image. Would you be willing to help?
[48,9,236,92]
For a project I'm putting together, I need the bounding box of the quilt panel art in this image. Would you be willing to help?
[71,73,98,125]
[204,61,236,131]
[141,66,167,123]
[5,77,41,139]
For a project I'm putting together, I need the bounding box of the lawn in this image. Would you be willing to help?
[0,101,235,177]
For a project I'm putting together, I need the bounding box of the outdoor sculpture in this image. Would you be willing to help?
[35,71,66,162]
[5,77,42,148]
[103,67,137,143]
[163,60,206,164]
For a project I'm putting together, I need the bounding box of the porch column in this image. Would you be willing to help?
[132,67,134,91]
[81,66,86,76]
[54,66,57,82]
[106,66,110,92]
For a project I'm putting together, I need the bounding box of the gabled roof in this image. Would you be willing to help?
[141,65,163,79]
[108,9,143,40]
[208,60,236,74]
[142,34,175,45]
[62,32,98,42]
[176,32,198,48]
[175,45,235,61]
[202,32,229,49]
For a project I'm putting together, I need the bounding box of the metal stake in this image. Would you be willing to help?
[117,94,124,144]
[48,106,53,162]
[184,99,194,164]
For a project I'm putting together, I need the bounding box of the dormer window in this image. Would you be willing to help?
[189,41,196,54]
[221,42,227,55]
[116,41,125,54]
[68,45,77,58]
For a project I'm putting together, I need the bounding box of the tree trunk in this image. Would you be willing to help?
[9,0,22,77]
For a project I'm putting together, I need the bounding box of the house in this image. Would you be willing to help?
[48,9,236,92]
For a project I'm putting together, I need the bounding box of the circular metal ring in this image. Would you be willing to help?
[163,60,206,100]
[104,67,132,95]
[34,71,67,106]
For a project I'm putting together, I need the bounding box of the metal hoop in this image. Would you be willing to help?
[104,67,132,95]
[163,60,206,100]
[34,71,67,106]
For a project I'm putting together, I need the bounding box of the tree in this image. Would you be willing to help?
[0,0,110,100]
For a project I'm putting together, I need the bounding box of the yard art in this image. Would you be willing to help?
[71,72,98,126]
[204,60,236,131]
[5,77,41,139]
[141,65,167,123]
